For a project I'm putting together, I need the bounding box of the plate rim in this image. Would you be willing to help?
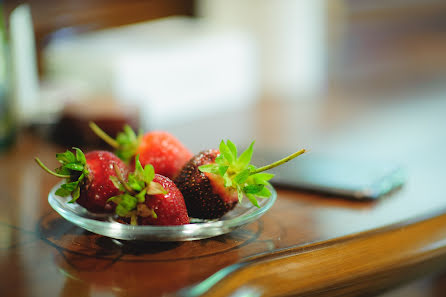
[48,183,277,241]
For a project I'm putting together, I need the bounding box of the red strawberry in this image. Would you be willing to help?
[89,122,192,180]
[135,131,193,179]
[139,174,189,225]
[35,149,129,213]
[175,140,306,219]
[109,159,189,226]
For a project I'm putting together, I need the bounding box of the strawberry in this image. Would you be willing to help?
[175,140,306,219]
[109,158,189,226]
[35,149,129,213]
[89,122,192,180]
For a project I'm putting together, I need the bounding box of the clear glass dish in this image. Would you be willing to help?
[48,183,277,241]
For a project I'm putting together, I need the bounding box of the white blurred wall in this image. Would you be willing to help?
[198,0,327,100]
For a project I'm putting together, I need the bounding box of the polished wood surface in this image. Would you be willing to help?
[1,84,446,297]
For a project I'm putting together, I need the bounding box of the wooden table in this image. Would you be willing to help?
[1,84,446,297]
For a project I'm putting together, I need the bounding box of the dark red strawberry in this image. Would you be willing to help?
[175,140,306,219]
[174,149,238,219]
[35,149,129,213]
[89,122,192,179]
[109,159,189,226]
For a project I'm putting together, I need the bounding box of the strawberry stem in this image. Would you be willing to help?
[113,163,136,195]
[251,149,306,174]
[34,157,71,178]
[89,122,120,149]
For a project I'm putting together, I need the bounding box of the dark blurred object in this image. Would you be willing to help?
[52,99,140,147]
[0,0,16,153]
[3,0,195,75]
[253,151,405,200]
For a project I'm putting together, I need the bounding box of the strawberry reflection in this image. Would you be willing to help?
[38,211,263,297]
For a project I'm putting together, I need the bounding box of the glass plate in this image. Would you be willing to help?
[48,183,277,241]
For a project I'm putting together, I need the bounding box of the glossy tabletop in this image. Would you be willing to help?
[1,85,446,297]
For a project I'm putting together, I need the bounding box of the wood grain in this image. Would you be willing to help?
[192,212,446,297]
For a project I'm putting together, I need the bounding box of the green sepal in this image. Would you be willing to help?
[69,186,81,203]
[61,181,79,192]
[198,164,220,174]
[56,150,76,164]
[136,189,147,203]
[111,158,166,224]
[218,165,229,176]
[143,164,155,184]
[127,173,144,192]
[53,148,89,203]
[115,194,138,217]
[198,164,228,177]
[234,168,251,185]
[110,176,125,191]
[219,140,234,164]
[246,193,260,208]
[55,187,71,197]
[237,141,254,169]
[250,172,274,185]
[226,140,237,160]
[203,140,279,208]
[255,186,272,198]
[223,175,232,187]
[243,184,264,194]
[151,209,158,219]
[55,166,71,176]
[107,195,122,204]
[64,163,84,171]
[74,147,87,165]
[115,125,142,163]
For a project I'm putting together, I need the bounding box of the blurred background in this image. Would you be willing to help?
[1,0,446,151]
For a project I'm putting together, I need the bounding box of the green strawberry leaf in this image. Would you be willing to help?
[56,150,76,164]
[250,172,275,184]
[234,168,251,185]
[219,140,234,164]
[136,189,147,203]
[61,181,79,192]
[65,163,84,171]
[236,141,254,169]
[214,154,226,166]
[243,184,264,194]
[143,164,155,184]
[55,166,71,176]
[110,176,125,191]
[38,148,90,203]
[218,165,229,176]
[226,140,237,160]
[69,186,81,203]
[200,140,305,209]
[256,186,272,198]
[246,193,260,208]
[223,175,232,187]
[110,158,167,224]
[128,174,144,192]
[55,187,71,197]
[198,164,219,173]
[115,125,142,163]
[74,147,86,165]
[115,194,138,217]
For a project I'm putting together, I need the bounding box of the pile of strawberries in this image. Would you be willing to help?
[36,123,305,226]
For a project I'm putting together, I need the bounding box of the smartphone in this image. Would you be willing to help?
[252,151,406,200]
